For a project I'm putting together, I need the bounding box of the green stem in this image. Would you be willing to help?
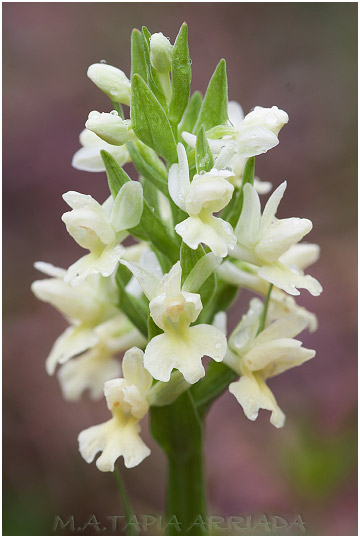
[150,391,207,536]
[257,283,273,334]
[113,467,137,536]
[166,437,206,535]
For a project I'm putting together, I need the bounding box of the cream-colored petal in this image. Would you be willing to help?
[110,182,143,232]
[253,178,273,195]
[188,324,227,363]
[260,181,287,232]
[96,421,150,470]
[243,338,314,373]
[235,184,261,247]
[228,100,244,128]
[176,215,236,258]
[168,143,190,211]
[157,261,182,297]
[65,245,124,286]
[255,315,308,344]
[46,325,98,375]
[237,126,279,157]
[34,261,66,278]
[279,243,320,270]
[256,218,313,262]
[229,374,285,428]
[57,351,121,401]
[258,262,323,296]
[228,298,263,353]
[122,347,152,396]
[120,259,161,301]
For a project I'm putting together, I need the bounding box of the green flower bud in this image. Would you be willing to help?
[150,33,173,73]
[87,63,131,105]
[85,111,135,146]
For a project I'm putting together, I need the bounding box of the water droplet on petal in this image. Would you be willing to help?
[100,59,107,64]
[88,110,101,120]
[215,343,222,349]
[110,110,119,116]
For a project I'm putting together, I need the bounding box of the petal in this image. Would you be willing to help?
[31,277,99,322]
[217,260,269,295]
[96,421,150,470]
[110,182,143,232]
[228,101,244,128]
[243,338,315,373]
[254,178,272,195]
[176,215,236,258]
[46,325,98,375]
[258,262,323,296]
[157,261,182,297]
[214,143,238,170]
[122,347,152,396]
[62,191,103,211]
[65,245,124,286]
[57,351,121,401]
[237,126,279,158]
[120,259,161,301]
[229,374,285,428]
[255,315,309,344]
[33,261,66,278]
[188,324,227,363]
[279,243,320,270]
[181,131,197,148]
[235,184,261,246]
[144,332,206,384]
[168,143,190,211]
[257,218,313,262]
[228,298,263,353]
[260,181,287,232]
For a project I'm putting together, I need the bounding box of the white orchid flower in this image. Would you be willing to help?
[87,63,131,105]
[168,143,237,257]
[232,181,322,296]
[72,129,130,173]
[223,298,315,428]
[31,262,119,374]
[78,347,152,471]
[58,315,147,401]
[217,241,321,331]
[121,260,227,384]
[62,182,143,286]
[183,102,288,161]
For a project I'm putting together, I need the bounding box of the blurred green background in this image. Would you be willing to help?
[3,2,357,536]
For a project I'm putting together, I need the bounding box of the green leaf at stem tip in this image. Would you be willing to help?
[127,141,169,197]
[131,74,177,163]
[224,156,255,227]
[131,28,147,81]
[179,91,202,136]
[115,264,149,338]
[194,59,228,134]
[168,23,192,128]
[195,125,214,173]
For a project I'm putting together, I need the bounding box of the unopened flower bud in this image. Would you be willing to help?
[87,63,131,105]
[150,33,173,73]
[242,106,289,136]
[85,111,134,146]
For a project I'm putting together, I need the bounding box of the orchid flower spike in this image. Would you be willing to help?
[61,182,143,286]
[223,298,315,428]
[169,143,237,257]
[72,129,130,173]
[31,262,119,374]
[78,347,152,471]
[58,314,147,401]
[121,259,227,383]
[232,182,323,296]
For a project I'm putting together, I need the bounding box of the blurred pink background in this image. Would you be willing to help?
[3,2,357,535]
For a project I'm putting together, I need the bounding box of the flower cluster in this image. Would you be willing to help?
[32,24,322,472]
